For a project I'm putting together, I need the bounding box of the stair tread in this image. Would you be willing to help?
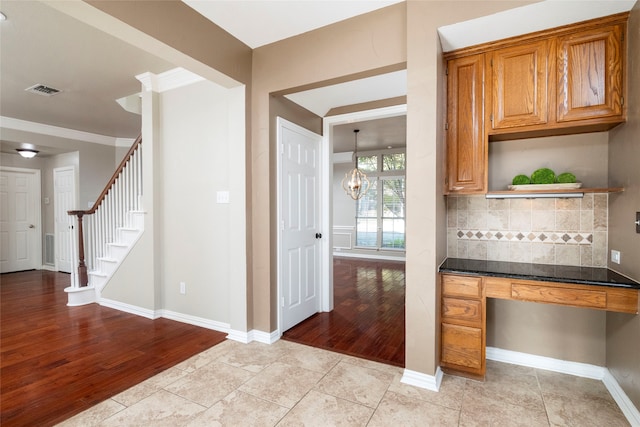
[88,271,108,277]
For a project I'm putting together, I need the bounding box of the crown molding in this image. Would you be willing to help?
[136,67,205,93]
[0,116,119,146]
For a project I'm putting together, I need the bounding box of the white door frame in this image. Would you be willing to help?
[321,104,408,312]
[0,166,42,270]
[53,165,78,272]
[277,117,323,336]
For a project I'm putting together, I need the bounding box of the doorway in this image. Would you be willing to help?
[283,105,408,364]
[53,166,77,273]
[0,167,42,273]
[321,104,407,297]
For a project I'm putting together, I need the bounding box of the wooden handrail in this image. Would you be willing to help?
[68,134,142,217]
[68,134,142,286]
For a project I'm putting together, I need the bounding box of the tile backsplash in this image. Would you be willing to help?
[446,194,608,267]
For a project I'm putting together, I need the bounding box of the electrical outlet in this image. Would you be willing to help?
[611,250,621,264]
[179,282,186,295]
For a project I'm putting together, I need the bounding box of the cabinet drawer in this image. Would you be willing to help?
[442,297,482,324]
[441,323,483,370]
[442,275,482,298]
[512,283,607,309]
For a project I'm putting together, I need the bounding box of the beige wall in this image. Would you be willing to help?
[85,0,252,87]
[606,2,640,409]
[489,133,609,190]
[488,300,606,365]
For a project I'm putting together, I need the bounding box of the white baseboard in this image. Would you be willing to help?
[41,265,56,271]
[250,329,281,344]
[160,309,230,334]
[222,329,280,344]
[333,252,405,262]
[486,347,606,379]
[99,298,159,319]
[401,366,443,392]
[486,347,640,426]
[227,329,251,343]
[603,369,640,427]
[96,300,279,346]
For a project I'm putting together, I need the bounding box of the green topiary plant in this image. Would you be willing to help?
[530,168,556,184]
[556,172,577,183]
[512,174,531,185]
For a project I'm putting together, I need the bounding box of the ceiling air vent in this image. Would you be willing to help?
[25,84,61,96]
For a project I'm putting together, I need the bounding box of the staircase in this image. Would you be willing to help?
[65,136,144,306]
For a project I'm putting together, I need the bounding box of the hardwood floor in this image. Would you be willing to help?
[283,257,405,367]
[0,270,227,427]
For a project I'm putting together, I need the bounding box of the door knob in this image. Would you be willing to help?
[28,224,35,229]
[315,233,322,239]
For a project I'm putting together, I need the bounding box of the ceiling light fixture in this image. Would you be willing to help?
[16,149,39,159]
[341,129,370,200]
[0,12,6,21]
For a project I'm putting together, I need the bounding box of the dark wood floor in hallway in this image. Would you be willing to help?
[283,257,405,367]
[0,270,227,427]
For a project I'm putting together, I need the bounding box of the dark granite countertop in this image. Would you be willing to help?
[439,258,640,290]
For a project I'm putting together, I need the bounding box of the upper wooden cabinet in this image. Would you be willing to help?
[557,24,625,123]
[489,40,552,130]
[445,54,486,194]
[444,13,628,194]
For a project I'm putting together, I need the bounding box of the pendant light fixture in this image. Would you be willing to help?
[341,129,370,200]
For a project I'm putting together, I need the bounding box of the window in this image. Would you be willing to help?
[355,151,406,250]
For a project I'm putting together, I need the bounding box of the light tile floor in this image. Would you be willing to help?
[57,339,630,426]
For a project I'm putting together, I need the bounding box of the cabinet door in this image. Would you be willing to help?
[557,24,624,122]
[490,40,551,129]
[446,54,486,193]
[441,323,484,372]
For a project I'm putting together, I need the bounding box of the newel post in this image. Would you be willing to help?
[69,211,89,287]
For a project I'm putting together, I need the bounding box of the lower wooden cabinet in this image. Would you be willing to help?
[440,271,639,380]
[440,274,486,378]
[441,323,483,372]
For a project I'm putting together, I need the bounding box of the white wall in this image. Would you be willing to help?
[104,77,246,329]
[159,79,236,321]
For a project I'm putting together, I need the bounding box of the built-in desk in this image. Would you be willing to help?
[438,258,640,379]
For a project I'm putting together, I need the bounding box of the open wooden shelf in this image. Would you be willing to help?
[486,187,624,197]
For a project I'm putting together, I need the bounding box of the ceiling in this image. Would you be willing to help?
[332,115,407,154]
[183,0,403,49]
[1,0,636,158]
[0,1,174,142]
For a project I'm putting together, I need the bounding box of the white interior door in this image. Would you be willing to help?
[0,168,41,273]
[54,166,76,273]
[278,117,322,332]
